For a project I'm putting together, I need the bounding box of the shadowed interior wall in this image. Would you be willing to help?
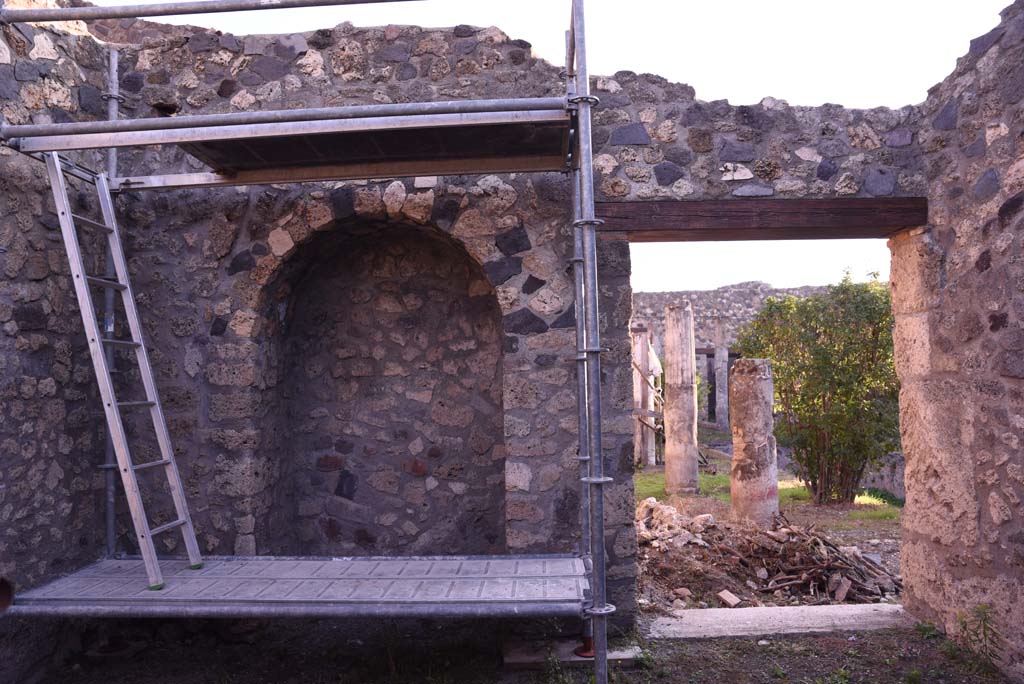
[260,225,505,556]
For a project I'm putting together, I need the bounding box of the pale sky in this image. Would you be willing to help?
[96,0,1008,291]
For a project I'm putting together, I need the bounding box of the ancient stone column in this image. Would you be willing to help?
[664,303,699,494]
[729,358,779,526]
[714,344,730,428]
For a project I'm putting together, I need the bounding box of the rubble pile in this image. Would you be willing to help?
[636,498,902,610]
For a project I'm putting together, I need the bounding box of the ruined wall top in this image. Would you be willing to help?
[1,0,935,204]
[632,282,827,355]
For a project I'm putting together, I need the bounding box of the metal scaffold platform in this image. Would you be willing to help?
[10,556,590,619]
[0,0,614,680]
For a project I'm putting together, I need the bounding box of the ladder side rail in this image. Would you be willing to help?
[44,153,165,589]
[95,173,204,569]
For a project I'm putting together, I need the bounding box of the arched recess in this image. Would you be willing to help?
[253,220,506,557]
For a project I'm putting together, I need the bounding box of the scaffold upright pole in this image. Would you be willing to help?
[571,1,614,682]
[102,48,120,557]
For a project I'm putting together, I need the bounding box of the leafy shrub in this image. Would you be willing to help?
[736,276,900,503]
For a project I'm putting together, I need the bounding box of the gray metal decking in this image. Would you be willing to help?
[8,555,589,619]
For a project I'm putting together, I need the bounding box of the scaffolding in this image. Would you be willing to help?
[0,0,614,680]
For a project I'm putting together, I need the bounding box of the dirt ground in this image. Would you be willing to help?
[49,626,1011,684]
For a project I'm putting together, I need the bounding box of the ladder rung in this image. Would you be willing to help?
[117,400,156,408]
[149,519,186,536]
[86,276,127,291]
[71,213,114,232]
[102,339,141,348]
[133,459,171,472]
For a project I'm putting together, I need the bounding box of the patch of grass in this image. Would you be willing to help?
[915,621,943,639]
[634,471,667,501]
[815,667,852,684]
[854,491,890,506]
[848,506,901,522]
[862,487,905,508]
[779,478,812,504]
[635,471,817,507]
[700,472,731,502]
[845,489,903,522]
[633,470,732,503]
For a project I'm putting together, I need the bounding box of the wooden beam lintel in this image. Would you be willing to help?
[595,197,929,242]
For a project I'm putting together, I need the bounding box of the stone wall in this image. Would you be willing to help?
[0,20,116,683]
[263,225,507,557]
[632,282,827,356]
[0,14,640,654]
[2,1,1024,680]
[892,1,1024,677]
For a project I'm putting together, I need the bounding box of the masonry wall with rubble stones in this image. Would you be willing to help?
[0,18,121,683]
[891,1,1024,677]
[261,225,507,557]
[0,4,937,618]
[632,282,828,357]
[2,2,1024,680]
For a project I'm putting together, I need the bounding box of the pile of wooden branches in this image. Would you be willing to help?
[716,513,901,603]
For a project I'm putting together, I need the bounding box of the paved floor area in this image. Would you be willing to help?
[10,555,589,619]
[648,603,912,639]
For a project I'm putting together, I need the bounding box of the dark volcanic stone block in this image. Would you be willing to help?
[496,226,532,256]
[932,100,958,131]
[864,168,897,197]
[719,139,756,162]
[972,169,1001,202]
[653,161,686,186]
[484,256,523,285]
[609,122,651,146]
[504,308,548,334]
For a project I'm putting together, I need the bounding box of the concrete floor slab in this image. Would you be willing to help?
[649,603,912,639]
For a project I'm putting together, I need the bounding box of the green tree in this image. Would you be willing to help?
[735,276,900,504]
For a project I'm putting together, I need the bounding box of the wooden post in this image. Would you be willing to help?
[729,358,779,526]
[714,344,730,429]
[645,342,662,466]
[664,303,699,495]
[695,352,708,422]
[631,325,650,466]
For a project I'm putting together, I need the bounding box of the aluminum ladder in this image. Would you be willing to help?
[44,152,202,589]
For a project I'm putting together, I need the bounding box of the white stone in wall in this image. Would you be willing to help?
[720,163,754,181]
[776,179,808,194]
[672,178,697,197]
[296,49,326,78]
[0,36,10,65]
[268,227,295,257]
[505,462,532,492]
[383,180,407,219]
[229,89,256,110]
[29,34,58,61]
[986,122,1009,145]
[795,146,822,163]
[594,153,619,175]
